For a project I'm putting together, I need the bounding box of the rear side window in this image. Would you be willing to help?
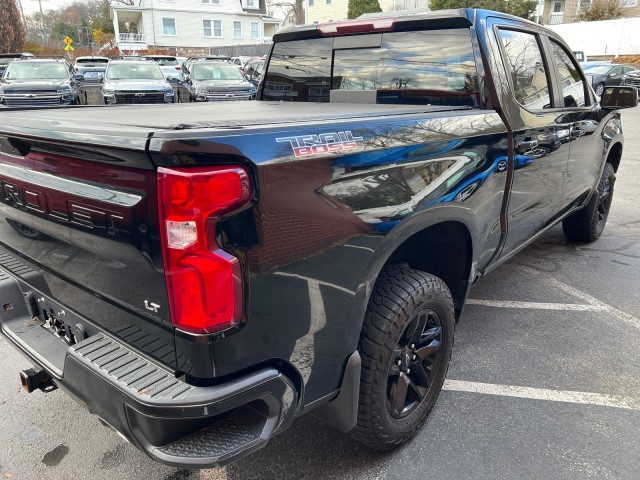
[498,29,551,110]
[264,29,480,106]
[549,41,587,107]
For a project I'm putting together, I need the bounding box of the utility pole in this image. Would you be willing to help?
[18,0,29,39]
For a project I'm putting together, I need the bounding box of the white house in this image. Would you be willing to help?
[306,0,429,24]
[111,0,281,54]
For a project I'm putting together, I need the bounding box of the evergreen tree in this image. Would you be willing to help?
[0,0,26,53]
[348,0,383,19]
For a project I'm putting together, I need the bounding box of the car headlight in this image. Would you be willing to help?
[194,85,207,94]
[56,86,72,94]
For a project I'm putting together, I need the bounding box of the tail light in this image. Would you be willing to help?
[157,166,251,334]
[317,17,396,35]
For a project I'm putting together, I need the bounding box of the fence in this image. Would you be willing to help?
[207,44,272,57]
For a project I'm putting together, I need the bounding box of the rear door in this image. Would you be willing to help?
[489,22,570,257]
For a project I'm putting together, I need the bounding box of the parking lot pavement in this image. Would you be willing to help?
[1,108,640,479]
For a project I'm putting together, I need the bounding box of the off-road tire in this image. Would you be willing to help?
[351,264,455,450]
[563,162,615,242]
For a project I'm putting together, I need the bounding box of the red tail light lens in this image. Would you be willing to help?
[157,166,251,334]
[317,17,396,35]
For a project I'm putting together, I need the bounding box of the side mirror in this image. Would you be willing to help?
[600,86,638,109]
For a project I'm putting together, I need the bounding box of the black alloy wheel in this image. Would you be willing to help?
[387,308,443,418]
[563,162,616,242]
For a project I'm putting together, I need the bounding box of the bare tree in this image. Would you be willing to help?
[576,0,623,21]
[267,0,305,24]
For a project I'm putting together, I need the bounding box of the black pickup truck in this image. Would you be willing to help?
[0,9,636,468]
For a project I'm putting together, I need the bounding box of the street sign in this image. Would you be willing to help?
[63,36,73,46]
[64,45,75,51]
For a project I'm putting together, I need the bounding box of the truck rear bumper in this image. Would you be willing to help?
[0,267,298,468]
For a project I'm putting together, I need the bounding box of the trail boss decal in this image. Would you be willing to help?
[276,131,364,157]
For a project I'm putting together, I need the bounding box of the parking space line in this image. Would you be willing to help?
[273,271,357,296]
[443,379,640,411]
[343,244,375,252]
[517,265,640,331]
[466,299,606,311]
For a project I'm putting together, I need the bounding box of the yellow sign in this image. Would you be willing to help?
[63,36,73,46]
[64,45,75,51]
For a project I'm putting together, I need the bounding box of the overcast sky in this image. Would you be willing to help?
[18,0,90,15]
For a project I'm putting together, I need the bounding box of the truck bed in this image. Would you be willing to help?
[0,102,472,133]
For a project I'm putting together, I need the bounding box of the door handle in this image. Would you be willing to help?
[517,140,538,152]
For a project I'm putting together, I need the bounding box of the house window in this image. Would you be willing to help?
[577,0,591,12]
[245,0,256,7]
[250,21,259,39]
[202,0,220,4]
[162,18,177,36]
[203,19,222,37]
[234,21,242,39]
[309,0,314,5]
[326,0,331,3]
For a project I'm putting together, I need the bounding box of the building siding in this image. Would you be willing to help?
[113,0,279,50]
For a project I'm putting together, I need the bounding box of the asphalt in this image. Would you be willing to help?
[1,108,640,479]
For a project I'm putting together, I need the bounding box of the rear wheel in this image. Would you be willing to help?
[351,264,455,450]
[563,162,615,242]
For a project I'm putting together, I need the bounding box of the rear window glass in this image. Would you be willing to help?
[263,29,480,106]
[76,58,109,65]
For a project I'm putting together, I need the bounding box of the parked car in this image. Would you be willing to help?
[0,53,34,77]
[244,58,265,87]
[182,55,233,76]
[583,63,635,96]
[177,60,256,102]
[101,59,175,104]
[622,68,640,89]
[0,8,636,469]
[141,55,183,83]
[74,56,109,83]
[232,56,253,68]
[0,57,82,107]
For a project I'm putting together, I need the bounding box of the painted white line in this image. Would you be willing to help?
[343,244,375,252]
[466,299,607,311]
[274,271,357,296]
[517,265,640,331]
[443,379,640,411]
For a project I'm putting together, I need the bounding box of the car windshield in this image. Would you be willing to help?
[193,64,243,81]
[107,63,165,80]
[4,62,68,80]
[0,58,18,65]
[583,65,612,74]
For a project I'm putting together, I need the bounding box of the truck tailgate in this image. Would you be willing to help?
[0,113,177,371]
